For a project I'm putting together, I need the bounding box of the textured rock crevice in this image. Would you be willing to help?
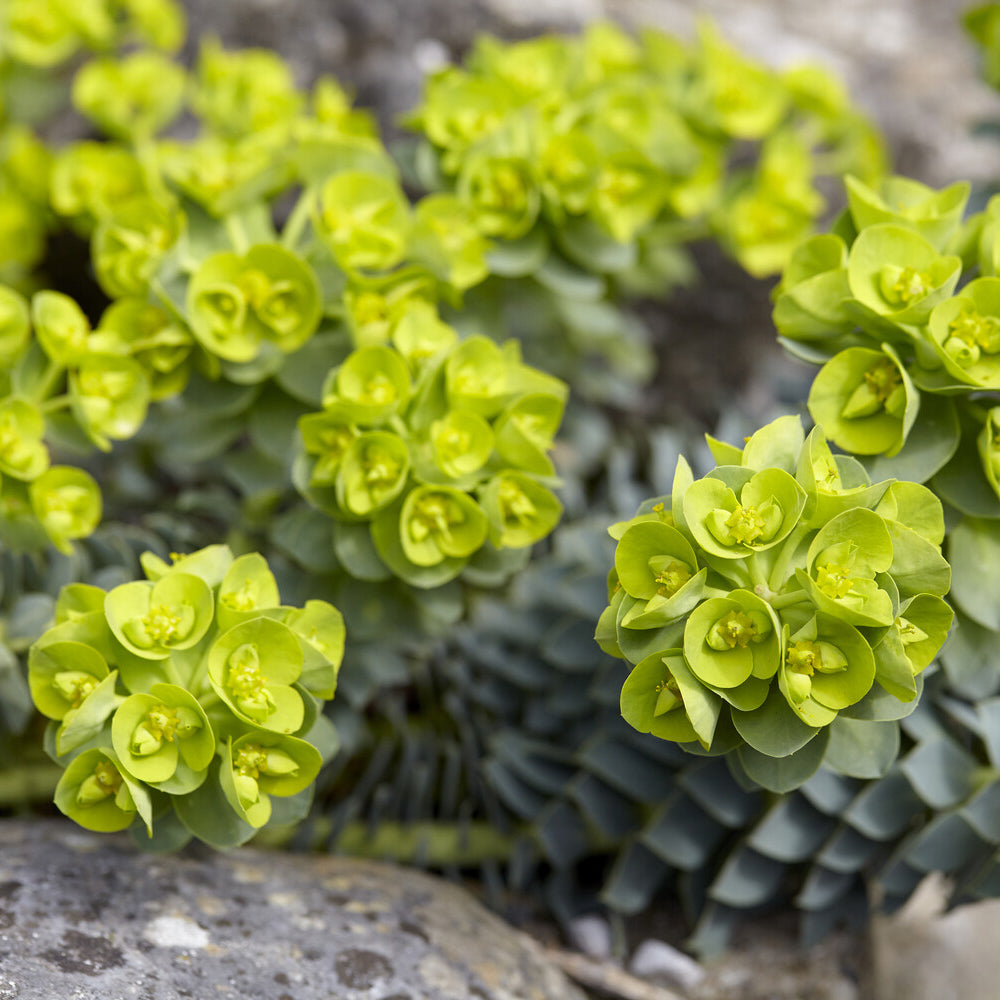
[0,820,585,1000]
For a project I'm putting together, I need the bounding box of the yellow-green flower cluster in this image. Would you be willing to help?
[599,416,952,789]
[28,544,343,846]
[0,0,186,286]
[44,39,492,388]
[406,20,885,278]
[0,0,185,69]
[774,173,1000,514]
[295,331,567,587]
[0,286,111,552]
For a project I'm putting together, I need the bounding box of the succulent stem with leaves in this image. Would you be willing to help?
[599,415,952,792]
[27,543,343,849]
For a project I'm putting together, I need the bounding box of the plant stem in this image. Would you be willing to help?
[748,552,769,590]
[260,818,526,865]
[33,361,66,404]
[40,393,72,413]
[225,214,250,255]
[768,524,810,592]
[281,186,316,250]
[768,588,809,611]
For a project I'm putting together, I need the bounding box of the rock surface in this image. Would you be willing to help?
[0,820,585,1000]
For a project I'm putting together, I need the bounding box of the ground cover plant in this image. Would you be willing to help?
[2,1,996,958]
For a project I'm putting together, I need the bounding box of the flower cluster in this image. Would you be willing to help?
[28,544,343,846]
[0,285,111,552]
[0,0,185,285]
[599,416,952,788]
[406,20,885,279]
[295,331,567,587]
[33,36,494,400]
[774,174,1000,511]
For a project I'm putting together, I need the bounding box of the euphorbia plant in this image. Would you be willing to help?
[598,415,952,791]
[0,0,187,287]
[294,333,566,588]
[402,20,886,399]
[773,173,1000,702]
[28,543,343,848]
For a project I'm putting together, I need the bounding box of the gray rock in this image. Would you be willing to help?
[870,871,1000,1000]
[629,938,706,993]
[0,820,585,1000]
[566,914,612,959]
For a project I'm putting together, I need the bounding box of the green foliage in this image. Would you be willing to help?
[407,21,883,279]
[27,543,343,847]
[0,7,971,962]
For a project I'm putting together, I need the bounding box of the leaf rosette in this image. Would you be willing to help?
[50,143,149,229]
[808,345,917,456]
[394,484,489,567]
[0,399,49,481]
[683,591,781,711]
[29,466,102,553]
[926,278,1000,388]
[335,430,411,517]
[798,508,895,627]
[480,471,562,549]
[457,153,540,240]
[73,51,187,140]
[614,519,706,628]
[92,196,183,299]
[69,353,151,450]
[620,649,721,746]
[770,234,855,342]
[187,244,322,363]
[91,299,193,401]
[105,572,215,660]
[111,683,214,786]
[778,612,876,726]
[207,617,304,733]
[216,553,282,631]
[31,291,92,365]
[322,344,412,424]
[427,410,494,480]
[684,467,806,559]
[220,732,321,828]
[316,170,412,272]
[54,748,152,834]
[844,174,969,250]
[846,223,961,329]
[28,639,110,721]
